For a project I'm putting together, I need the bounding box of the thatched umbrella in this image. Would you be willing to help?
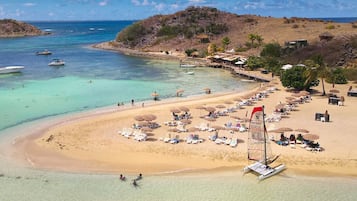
[187,127,200,132]
[168,128,180,132]
[180,119,192,124]
[205,118,216,122]
[216,104,226,109]
[134,115,145,121]
[137,121,149,127]
[211,125,225,130]
[141,127,153,132]
[329,89,340,94]
[179,106,190,112]
[224,100,233,104]
[205,107,216,112]
[277,127,293,132]
[275,103,286,110]
[303,134,319,141]
[295,128,309,133]
[299,91,310,96]
[286,96,295,100]
[170,108,181,113]
[143,114,157,121]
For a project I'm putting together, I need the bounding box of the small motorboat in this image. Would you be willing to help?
[48,59,65,66]
[180,64,196,68]
[0,66,24,74]
[36,50,52,55]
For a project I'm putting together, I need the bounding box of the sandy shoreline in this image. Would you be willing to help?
[3,74,356,177]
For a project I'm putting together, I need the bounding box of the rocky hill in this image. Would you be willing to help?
[0,19,44,37]
[114,7,357,56]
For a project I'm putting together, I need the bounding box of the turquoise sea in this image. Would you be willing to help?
[0,21,356,200]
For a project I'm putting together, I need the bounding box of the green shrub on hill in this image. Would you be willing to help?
[116,22,148,47]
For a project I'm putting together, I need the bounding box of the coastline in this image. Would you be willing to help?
[3,77,357,178]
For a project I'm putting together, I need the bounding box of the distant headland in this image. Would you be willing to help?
[95,6,357,74]
[0,19,46,38]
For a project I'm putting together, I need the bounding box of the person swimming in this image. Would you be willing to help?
[119,174,126,181]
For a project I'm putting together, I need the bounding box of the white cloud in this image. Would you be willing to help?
[99,0,108,6]
[15,9,24,17]
[48,12,54,16]
[155,3,165,11]
[131,0,141,6]
[189,0,206,3]
[170,3,179,9]
[23,3,36,7]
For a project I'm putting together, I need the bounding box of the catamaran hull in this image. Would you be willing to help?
[243,162,286,180]
[258,164,285,180]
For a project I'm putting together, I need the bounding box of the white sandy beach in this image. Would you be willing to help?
[7,77,357,177]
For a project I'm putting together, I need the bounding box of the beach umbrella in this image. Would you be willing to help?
[205,107,216,112]
[180,119,192,124]
[143,114,157,121]
[170,108,181,113]
[137,122,149,127]
[295,128,309,133]
[187,127,200,132]
[277,127,293,132]
[134,115,145,121]
[299,91,310,96]
[211,125,225,130]
[205,118,216,122]
[275,103,286,110]
[303,134,319,141]
[141,127,153,132]
[179,106,190,112]
[224,100,233,104]
[291,93,302,97]
[168,128,180,132]
[329,89,340,93]
[215,104,226,109]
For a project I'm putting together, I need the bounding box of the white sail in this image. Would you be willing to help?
[247,106,272,164]
[244,106,286,180]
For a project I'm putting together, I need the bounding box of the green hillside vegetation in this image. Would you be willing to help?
[116,6,231,48]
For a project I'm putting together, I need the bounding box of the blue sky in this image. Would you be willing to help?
[0,0,356,21]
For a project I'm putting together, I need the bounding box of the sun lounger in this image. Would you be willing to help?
[230,138,238,147]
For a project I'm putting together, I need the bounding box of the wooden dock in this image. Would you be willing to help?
[208,63,272,82]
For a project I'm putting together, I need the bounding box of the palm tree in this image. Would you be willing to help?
[248,33,256,46]
[304,55,330,95]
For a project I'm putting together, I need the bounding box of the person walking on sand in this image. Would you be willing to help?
[131,99,134,106]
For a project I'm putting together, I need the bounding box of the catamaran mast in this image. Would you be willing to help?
[262,105,268,166]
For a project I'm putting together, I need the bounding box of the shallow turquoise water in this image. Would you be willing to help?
[0,21,257,131]
[0,163,356,201]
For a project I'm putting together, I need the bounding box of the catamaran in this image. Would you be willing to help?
[243,106,286,180]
